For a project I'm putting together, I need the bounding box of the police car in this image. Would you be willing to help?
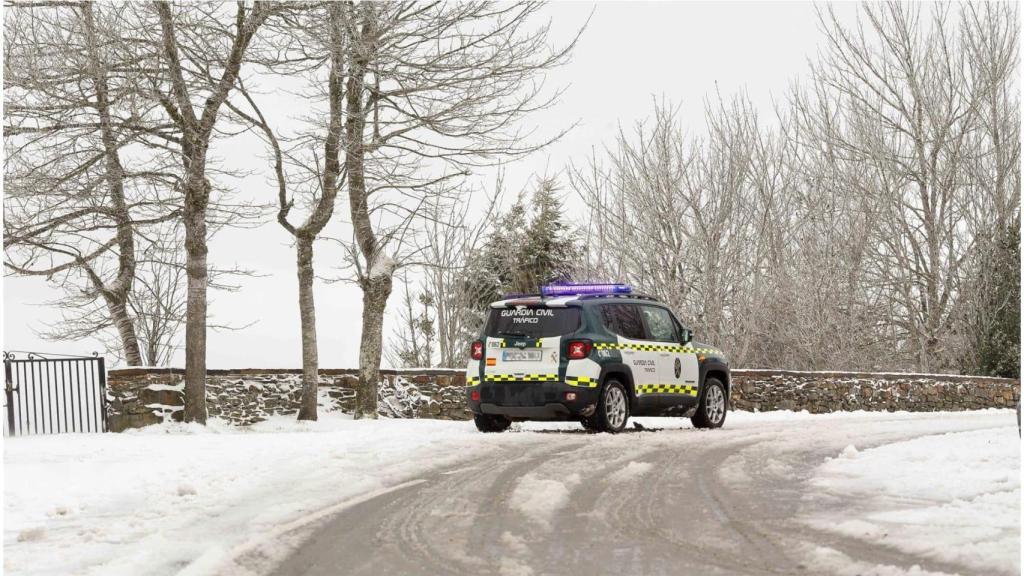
[466,283,730,433]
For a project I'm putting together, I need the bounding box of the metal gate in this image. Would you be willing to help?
[3,352,108,436]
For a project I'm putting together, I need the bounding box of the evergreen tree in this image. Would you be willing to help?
[519,178,577,291]
[963,219,1020,378]
[460,177,578,335]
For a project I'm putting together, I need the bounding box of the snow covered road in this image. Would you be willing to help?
[268,411,1017,576]
[4,410,1018,576]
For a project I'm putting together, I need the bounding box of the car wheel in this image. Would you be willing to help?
[692,377,727,429]
[474,413,512,433]
[596,379,630,433]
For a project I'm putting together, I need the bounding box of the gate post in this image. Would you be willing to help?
[97,356,108,432]
[4,356,15,435]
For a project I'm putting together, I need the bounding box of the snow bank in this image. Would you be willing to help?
[2,414,505,576]
[803,545,953,576]
[805,426,1020,575]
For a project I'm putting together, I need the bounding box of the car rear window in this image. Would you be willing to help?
[599,304,646,340]
[485,307,581,339]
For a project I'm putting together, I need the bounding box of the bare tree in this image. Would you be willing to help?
[383,178,505,369]
[419,184,504,368]
[213,2,574,419]
[759,88,885,370]
[4,2,180,365]
[322,2,579,418]
[571,97,760,354]
[150,0,278,423]
[129,225,187,366]
[384,272,435,369]
[227,3,349,421]
[810,2,1017,371]
[572,2,1018,375]
[953,2,1021,376]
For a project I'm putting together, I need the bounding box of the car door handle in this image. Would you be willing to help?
[622,349,634,355]
[659,353,670,357]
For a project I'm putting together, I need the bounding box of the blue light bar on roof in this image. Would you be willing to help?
[541,283,632,297]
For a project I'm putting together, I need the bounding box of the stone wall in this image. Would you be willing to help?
[106,367,1019,432]
[729,370,1019,413]
[106,368,469,432]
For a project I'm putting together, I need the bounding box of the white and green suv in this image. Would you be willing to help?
[465,284,730,433]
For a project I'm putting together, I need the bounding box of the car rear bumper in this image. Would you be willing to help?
[479,403,575,419]
[467,380,600,421]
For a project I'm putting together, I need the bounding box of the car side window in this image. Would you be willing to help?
[640,306,676,342]
[668,312,688,342]
[599,304,645,340]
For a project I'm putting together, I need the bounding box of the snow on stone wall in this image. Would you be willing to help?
[730,369,1019,413]
[106,368,470,432]
[105,367,1019,432]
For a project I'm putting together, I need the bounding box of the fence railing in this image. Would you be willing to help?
[3,352,107,436]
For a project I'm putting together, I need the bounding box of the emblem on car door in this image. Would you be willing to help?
[674,357,682,378]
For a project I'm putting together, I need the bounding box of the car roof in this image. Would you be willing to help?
[488,293,663,309]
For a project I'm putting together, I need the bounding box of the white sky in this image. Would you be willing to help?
[3,1,860,368]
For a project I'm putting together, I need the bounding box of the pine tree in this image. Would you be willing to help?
[458,177,579,336]
[519,178,577,291]
[963,219,1020,378]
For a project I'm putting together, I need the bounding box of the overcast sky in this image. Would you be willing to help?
[3,1,860,368]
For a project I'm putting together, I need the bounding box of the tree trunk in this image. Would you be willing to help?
[343,9,385,419]
[355,273,392,419]
[85,3,142,366]
[183,180,209,424]
[296,237,319,420]
[145,338,161,368]
[155,2,274,424]
[274,3,346,421]
[108,297,143,366]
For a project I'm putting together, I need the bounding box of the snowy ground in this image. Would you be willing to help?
[804,427,1020,574]
[4,415,495,576]
[3,410,1019,576]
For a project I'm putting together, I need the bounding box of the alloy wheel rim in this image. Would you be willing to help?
[706,385,725,424]
[606,386,626,429]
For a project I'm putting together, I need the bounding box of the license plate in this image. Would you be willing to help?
[502,350,542,362]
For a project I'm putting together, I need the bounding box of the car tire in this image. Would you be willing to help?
[691,377,727,429]
[595,379,630,433]
[474,413,512,433]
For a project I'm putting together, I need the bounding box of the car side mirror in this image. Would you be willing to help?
[680,328,692,344]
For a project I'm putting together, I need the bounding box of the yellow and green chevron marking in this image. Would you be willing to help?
[565,375,599,388]
[485,373,559,383]
[593,342,721,355]
[470,373,595,386]
[636,384,699,396]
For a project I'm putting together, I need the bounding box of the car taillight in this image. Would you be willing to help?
[471,390,481,401]
[567,340,592,360]
[471,341,483,360]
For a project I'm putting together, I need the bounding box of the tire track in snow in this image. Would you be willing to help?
[267,413,1014,576]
